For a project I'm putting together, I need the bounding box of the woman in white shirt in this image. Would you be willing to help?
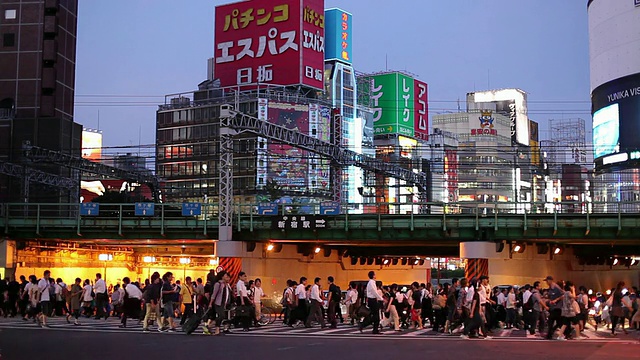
[505,287,517,329]
[81,279,94,317]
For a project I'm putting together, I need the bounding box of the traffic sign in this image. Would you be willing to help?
[135,203,155,216]
[80,203,99,216]
[182,203,201,216]
[272,215,329,230]
[320,202,340,215]
[314,217,328,229]
[258,203,278,215]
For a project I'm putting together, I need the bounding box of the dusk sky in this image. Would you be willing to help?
[75,0,592,148]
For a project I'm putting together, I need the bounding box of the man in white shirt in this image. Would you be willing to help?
[361,271,384,334]
[305,277,326,328]
[290,277,308,326]
[479,276,496,331]
[345,282,359,325]
[37,270,52,327]
[253,278,265,324]
[120,277,143,328]
[93,273,108,320]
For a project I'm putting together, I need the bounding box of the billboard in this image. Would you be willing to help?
[214,0,325,90]
[267,102,310,188]
[325,8,352,64]
[307,104,330,191]
[370,72,415,137]
[414,79,429,141]
[467,89,529,145]
[592,72,640,168]
[82,129,102,162]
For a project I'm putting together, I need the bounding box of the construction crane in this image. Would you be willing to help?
[22,142,162,202]
[217,104,428,241]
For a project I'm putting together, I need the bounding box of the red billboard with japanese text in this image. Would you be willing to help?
[414,79,429,141]
[214,0,325,90]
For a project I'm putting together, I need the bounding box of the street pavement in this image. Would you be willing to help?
[0,317,638,360]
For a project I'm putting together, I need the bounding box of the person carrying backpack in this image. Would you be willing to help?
[327,276,341,328]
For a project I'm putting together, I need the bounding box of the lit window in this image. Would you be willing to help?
[5,9,17,20]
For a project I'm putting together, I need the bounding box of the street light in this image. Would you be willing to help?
[179,257,191,281]
[314,247,321,254]
[266,244,275,252]
[98,253,113,283]
[142,256,156,280]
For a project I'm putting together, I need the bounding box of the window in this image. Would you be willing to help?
[3,33,15,47]
[4,9,16,20]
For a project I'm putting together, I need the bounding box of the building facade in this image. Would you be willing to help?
[589,0,640,212]
[0,0,82,203]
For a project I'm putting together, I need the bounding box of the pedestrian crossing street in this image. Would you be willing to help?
[0,317,635,343]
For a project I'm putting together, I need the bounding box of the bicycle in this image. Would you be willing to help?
[257,306,276,326]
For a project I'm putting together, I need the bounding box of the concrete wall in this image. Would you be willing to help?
[487,248,640,291]
[11,244,430,301]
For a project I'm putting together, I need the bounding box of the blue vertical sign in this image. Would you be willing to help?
[80,203,99,216]
[135,203,155,216]
[258,203,278,215]
[320,202,340,215]
[324,8,352,64]
[182,203,201,216]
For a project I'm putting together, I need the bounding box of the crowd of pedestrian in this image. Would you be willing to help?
[1,269,639,341]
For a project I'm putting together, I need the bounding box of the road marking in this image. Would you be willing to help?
[404,329,431,336]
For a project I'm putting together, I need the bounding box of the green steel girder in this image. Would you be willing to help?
[2,213,640,245]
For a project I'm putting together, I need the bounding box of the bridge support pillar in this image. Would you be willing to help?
[215,241,244,284]
[0,240,16,278]
[460,241,500,281]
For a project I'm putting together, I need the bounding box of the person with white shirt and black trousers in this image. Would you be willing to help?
[290,277,308,326]
[360,271,384,334]
[93,273,108,320]
[305,277,326,328]
[235,271,251,332]
[120,277,142,328]
[37,270,52,328]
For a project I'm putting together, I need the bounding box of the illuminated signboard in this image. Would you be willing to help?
[325,8,352,64]
[468,89,529,146]
[368,72,415,137]
[214,0,325,90]
[82,129,102,162]
[414,79,429,141]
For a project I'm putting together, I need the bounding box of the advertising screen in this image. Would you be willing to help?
[592,72,640,169]
[370,72,415,137]
[214,0,325,90]
[267,102,310,189]
[593,103,619,159]
[324,8,352,64]
[82,129,102,162]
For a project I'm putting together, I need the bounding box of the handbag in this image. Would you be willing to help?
[236,305,252,318]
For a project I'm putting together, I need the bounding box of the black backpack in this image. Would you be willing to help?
[523,293,534,310]
[331,286,341,302]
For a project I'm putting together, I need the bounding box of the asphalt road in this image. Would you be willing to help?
[0,327,638,360]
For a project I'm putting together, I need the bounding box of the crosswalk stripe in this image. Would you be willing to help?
[0,318,630,342]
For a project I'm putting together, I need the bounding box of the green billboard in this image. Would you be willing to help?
[369,72,415,137]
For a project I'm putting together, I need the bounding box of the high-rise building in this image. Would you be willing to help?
[588,0,640,213]
[0,0,82,203]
